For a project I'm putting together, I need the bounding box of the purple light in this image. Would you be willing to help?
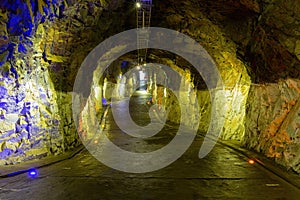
[102,98,108,105]
[28,169,38,178]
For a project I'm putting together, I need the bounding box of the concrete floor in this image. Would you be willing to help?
[0,94,300,200]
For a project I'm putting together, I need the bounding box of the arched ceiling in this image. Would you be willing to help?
[0,0,299,87]
[151,0,300,83]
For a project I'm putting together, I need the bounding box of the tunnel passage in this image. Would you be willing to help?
[0,0,300,173]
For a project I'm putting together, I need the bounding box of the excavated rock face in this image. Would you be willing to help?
[0,0,127,164]
[151,0,300,172]
[244,1,300,83]
[244,79,300,171]
[0,0,299,173]
[153,0,300,83]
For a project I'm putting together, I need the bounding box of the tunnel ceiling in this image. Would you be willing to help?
[0,0,300,85]
[105,0,300,83]
[150,0,300,83]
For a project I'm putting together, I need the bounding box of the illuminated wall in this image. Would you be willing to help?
[0,0,80,164]
[244,79,300,172]
[0,0,299,174]
[0,0,126,164]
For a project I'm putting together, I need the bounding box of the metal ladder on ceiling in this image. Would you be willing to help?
[136,0,152,65]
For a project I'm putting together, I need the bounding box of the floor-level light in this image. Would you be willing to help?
[248,159,255,165]
[28,169,38,178]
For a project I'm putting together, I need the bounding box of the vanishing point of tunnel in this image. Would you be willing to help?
[0,0,300,199]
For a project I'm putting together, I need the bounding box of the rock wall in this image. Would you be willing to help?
[244,0,300,82]
[153,3,251,141]
[196,85,250,140]
[164,86,249,141]
[0,0,121,164]
[148,64,249,141]
[0,0,64,164]
[0,56,80,164]
[244,79,300,172]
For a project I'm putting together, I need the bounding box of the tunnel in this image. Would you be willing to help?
[0,0,300,199]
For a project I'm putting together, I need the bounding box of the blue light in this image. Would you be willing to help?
[102,98,108,105]
[28,169,38,178]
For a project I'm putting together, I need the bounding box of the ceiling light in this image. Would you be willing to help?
[136,2,141,8]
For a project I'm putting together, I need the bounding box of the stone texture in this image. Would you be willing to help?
[0,0,299,176]
[147,65,249,141]
[149,1,252,140]
[0,0,115,164]
[244,79,300,172]
[0,59,81,164]
[151,0,300,83]
[244,0,300,82]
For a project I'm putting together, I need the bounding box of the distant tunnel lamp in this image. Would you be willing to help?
[136,2,141,8]
[248,159,255,165]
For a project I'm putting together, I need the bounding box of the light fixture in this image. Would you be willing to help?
[28,169,38,178]
[248,159,255,165]
[136,2,141,8]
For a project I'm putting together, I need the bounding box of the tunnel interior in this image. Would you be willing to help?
[0,0,300,174]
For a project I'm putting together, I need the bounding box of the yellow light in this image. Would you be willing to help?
[248,159,255,165]
[136,2,141,8]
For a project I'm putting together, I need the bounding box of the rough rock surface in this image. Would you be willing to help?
[0,0,118,164]
[244,0,300,83]
[244,79,300,172]
[0,0,300,174]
